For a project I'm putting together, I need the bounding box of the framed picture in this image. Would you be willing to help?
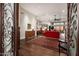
[27,24,31,29]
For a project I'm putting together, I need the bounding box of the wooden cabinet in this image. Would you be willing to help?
[25,31,35,41]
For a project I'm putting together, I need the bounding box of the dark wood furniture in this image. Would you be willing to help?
[58,40,68,56]
[13,3,19,56]
[25,31,35,41]
[0,3,4,56]
[37,29,43,36]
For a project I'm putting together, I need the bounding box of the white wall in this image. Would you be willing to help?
[19,6,37,40]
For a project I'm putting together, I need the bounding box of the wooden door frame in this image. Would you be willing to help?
[67,3,70,56]
[13,3,20,56]
[0,3,4,56]
[77,4,79,56]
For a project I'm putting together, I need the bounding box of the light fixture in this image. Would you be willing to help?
[62,10,65,13]
[54,15,60,21]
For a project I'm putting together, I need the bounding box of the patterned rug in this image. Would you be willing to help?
[31,36,59,51]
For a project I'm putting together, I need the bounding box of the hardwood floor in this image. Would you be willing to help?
[19,36,66,56]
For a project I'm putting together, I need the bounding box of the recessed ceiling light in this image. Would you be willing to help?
[62,10,65,13]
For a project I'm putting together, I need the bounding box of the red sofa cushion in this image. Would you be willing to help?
[43,31,60,39]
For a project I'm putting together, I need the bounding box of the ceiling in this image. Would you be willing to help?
[20,3,67,22]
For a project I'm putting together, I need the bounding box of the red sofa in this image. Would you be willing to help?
[43,31,60,39]
[43,31,60,49]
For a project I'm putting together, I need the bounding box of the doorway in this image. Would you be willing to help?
[0,3,79,56]
[15,3,79,56]
[18,3,67,56]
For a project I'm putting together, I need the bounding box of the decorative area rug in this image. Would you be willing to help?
[31,36,59,51]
